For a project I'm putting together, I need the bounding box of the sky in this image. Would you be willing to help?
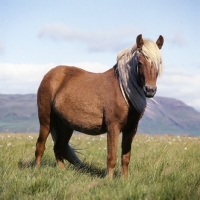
[0,0,200,111]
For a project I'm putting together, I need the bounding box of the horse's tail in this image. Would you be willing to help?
[51,127,83,166]
[64,143,83,165]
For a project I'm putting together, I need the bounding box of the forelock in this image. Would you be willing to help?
[141,40,163,75]
[116,39,163,76]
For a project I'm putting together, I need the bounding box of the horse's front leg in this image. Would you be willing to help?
[107,124,120,179]
[121,128,137,177]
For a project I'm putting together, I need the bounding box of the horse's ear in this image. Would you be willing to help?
[136,34,144,49]
[156,35,164,49]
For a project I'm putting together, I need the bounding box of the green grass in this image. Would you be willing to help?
[0,133,200,200]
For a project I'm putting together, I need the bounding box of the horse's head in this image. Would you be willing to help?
[136,34,164,98]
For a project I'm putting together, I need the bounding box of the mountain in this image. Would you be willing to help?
[0,94,199,136]
[139,97,200,135]
[0,94,38,133]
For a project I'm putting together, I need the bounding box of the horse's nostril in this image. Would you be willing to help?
[144,85,157,93]
[145,85,150,92]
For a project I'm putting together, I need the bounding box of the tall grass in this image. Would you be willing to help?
[0,133,199,199]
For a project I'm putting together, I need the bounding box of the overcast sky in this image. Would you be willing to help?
[0,0,200,111]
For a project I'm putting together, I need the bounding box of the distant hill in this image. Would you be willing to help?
[0,94,38,133]
[139,97,200,135]
[0,94,200,136]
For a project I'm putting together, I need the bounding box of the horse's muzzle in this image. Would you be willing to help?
[144,85,157,98]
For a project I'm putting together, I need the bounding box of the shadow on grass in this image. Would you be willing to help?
[71,162,107,178]
[18,156,56,169]
[18,158,120,178]
[18,158,36,169]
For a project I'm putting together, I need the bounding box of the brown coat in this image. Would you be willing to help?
[35,34,164,178]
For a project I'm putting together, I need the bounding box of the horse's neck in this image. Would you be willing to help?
[116,54,146,113]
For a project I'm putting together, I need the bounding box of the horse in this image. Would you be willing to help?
[35,34,164,179]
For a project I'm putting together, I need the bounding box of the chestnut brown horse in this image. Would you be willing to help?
[35,34,164,178]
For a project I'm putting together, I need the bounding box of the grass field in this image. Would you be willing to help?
[0,133,200,200]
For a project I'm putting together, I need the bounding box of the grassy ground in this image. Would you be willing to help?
[0,133,199,200]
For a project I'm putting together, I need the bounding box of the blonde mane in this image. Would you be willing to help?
[117,39,163,76]
[116,39,163,113]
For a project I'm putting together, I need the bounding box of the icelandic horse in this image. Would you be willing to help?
[35,34,164,178]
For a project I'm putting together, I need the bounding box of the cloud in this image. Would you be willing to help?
[38,23,140,52]
[0,63,54,94]
[0,62,109,94]
[0,62,200,111]
[169,32,187,47]
[157,66,200,111]
[0,41,5,55]
[38,24,79,41]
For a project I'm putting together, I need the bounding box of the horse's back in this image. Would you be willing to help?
[38,65,97,98]
[38,65,109,133]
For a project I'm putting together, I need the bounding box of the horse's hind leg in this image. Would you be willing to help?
[51,116,73,169]
[35,123,50,167]
[35,90,51,167]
